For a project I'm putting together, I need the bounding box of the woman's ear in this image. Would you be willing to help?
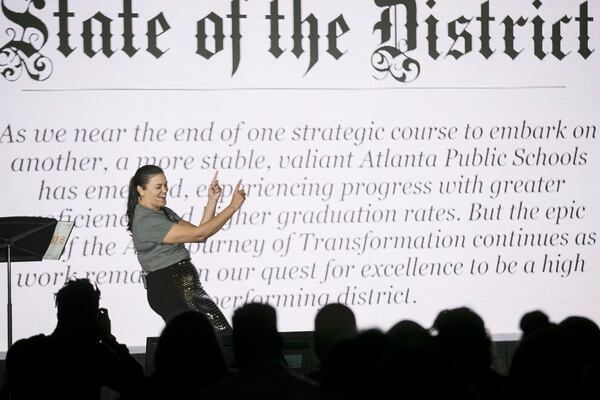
[136,185,144,197]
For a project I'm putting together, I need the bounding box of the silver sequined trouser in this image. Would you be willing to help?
[146,258,232,333]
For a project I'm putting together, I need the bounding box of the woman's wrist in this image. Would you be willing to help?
[224,204,238,213]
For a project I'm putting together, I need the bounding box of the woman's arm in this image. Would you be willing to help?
[179,170,220,228]
[163,180,245,244]
[200,200,218,225]
[201,170,220,224]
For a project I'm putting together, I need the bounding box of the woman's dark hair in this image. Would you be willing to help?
[126,164,164,231]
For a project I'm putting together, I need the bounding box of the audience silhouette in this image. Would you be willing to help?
[509,325,580,400]
[558,316,600,365]
[388,319,430,352]
[122,311,229,400]
[5,278,143,400]
[3,281,599,400]
[320,329,396,399]
[0,372,7,400]
[559,316,600,400]
[433,307,506,400]
[199,302,319,400]
[519,310,552,339]
[309,303,357,383]
[387,319,478,400]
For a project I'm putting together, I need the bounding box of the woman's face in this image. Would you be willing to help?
[137,173,168,210]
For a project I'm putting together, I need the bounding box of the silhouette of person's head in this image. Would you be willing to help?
[432,307,492,373]
[54,278,101,339]
[558,316,600,364]
[388,320,432,352]
[509,326,580,400]
[321,329,395,398]
[313,303,357,362]
[232,303,282,370]
[386,320,478,400]
[154,311,228,388]
[519,310,551,339]
[8,278,143,400]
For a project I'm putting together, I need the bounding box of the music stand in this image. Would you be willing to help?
[0,217,61,349]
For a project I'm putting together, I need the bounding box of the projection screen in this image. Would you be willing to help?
[1,0,599,351]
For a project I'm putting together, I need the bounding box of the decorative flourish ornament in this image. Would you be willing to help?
[371,1,420,83]
[0,0,52,81]
[371,45,420,83]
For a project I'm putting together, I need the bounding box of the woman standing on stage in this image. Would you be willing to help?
[126,165,245,332]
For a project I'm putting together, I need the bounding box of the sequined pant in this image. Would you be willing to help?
[146,258,232,333]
